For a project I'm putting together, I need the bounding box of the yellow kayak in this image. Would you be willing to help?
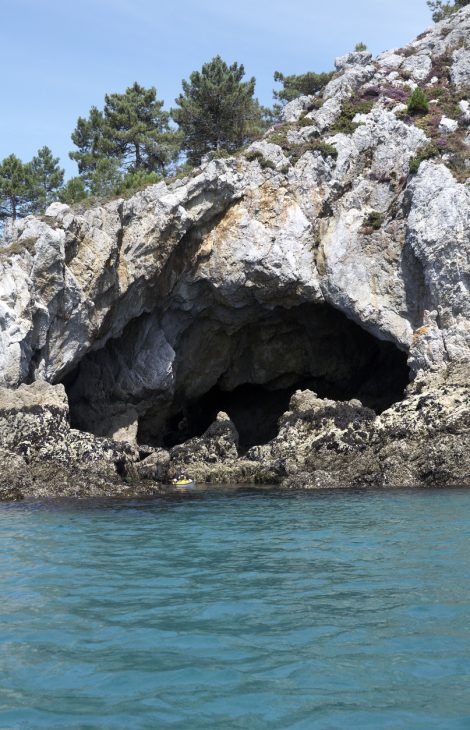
[173,478,196,490]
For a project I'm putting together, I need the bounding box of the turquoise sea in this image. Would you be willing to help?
[1,487,470,729]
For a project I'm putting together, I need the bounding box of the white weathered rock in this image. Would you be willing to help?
[323,63,375,101]
[402,53,432,82]
[459,99,470,114]
[406,162,470,371]
[439,116,459,134]
[451,46,470,88]
[459,99,470,124]
[376,51,404,71]
[335,51,372,71]
[45,202,70,217]
[245,140,290,171]
[305,97,342,131]
[280,96,316,123]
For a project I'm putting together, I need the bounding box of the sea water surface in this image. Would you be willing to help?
[1,487,470,729]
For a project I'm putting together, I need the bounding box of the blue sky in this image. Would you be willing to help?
[0,0,431,177]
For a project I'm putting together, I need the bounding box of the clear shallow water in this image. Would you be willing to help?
[1,488,470,729]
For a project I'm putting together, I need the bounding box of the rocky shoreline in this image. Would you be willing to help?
[0,362,468,500]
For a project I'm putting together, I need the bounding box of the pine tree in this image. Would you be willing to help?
[69,84,179,184]
[172,56,266,165]
[30,146,64,212]
[273,70,334,105]
[58,177,88,205]
[0,154,35,221]
[69,106,105,179]
[407,87,429,115]
[102,82,180,173]
[88,158,123,197]
[427,0,469,21]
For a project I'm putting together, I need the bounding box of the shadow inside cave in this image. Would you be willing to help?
[63,302,410,452]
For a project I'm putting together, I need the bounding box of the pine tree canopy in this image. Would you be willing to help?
[102,83,180,172]
[0,154,35,221]
[30,146,64,212]
[69,106,105,177]
[427,0,470,21]
[273,70,334,104]
[171,56,266,165]
[69,84,180,181]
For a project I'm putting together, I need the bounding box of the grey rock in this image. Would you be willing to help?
[402,54,432,82]
[439,116,459,134]
[335,51,373,71]
[280,96,316,123]
[451,46,470,89]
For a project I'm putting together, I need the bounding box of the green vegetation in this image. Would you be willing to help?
[103,83,180,172]
[266,126,338,165]
[409,142,439,173]
[70,83,180,184]
[0,236,38,258]
[0,149,64,222]
[363,211,384,230]
[427,0,469,21]
[171,56,267,166]
[330,98,374,134]
[69,105,105,179]
[291,139,338,163]
[355,42,368,52]
[0,155,34,221]
[29,147,64,213]
[407,87,429,115]
[245,150,276,169]
[58,177,87,205]
[273,70,334,106]
[298,116,316,128]
[113,170,162,195]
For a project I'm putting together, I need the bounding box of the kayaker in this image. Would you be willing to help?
[172,471,192,485]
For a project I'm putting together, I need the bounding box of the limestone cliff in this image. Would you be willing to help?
[0,8,469,496]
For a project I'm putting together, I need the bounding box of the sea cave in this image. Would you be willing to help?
[63,302,410,452]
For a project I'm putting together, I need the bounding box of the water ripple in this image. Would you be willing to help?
[0,488,470,728]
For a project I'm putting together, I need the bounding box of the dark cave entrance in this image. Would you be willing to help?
[136,305,410,452]
[158,339,408,453]
[64,302,410,452]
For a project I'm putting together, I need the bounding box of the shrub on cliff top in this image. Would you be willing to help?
[58,177,88,205]
[363,211,384,231]
[407,87,429,115]
[409,142,439,173]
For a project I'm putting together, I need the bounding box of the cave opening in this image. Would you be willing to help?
[147,342,409,453]
[63,302,410,452]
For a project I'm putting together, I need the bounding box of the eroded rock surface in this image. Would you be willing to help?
[1,7,470,497]
[0,382,160,498]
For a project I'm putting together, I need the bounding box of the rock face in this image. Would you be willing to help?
[0,7,469,498]
[0,381,160,498]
